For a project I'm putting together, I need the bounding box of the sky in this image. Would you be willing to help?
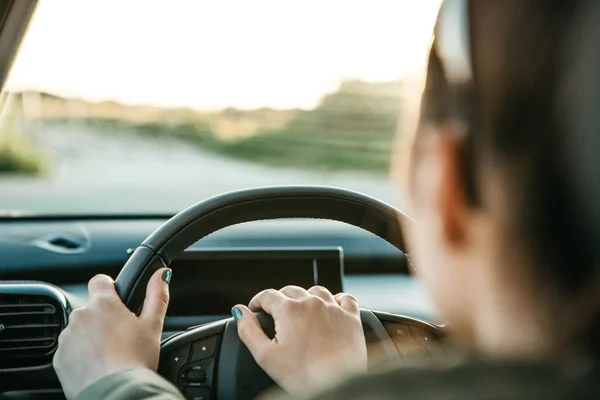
[6,0,441,110]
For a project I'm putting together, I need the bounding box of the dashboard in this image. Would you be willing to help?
[0,217,435,397]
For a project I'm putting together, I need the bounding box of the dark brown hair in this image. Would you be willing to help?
[418,0,600,348]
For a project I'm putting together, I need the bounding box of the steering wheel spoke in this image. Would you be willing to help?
[159,319,226,398]
[158,310,444,399]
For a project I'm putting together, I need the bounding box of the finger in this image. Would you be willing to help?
[88,274,117,298]
[140,268,171,331]
[248,288,288,314]
[307,285,336,303]
[232,305,272,366]
[279,285,309,299]
[334,293,359,314]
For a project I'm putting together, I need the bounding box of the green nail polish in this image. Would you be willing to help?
[162,269,172,284]
[231,307,243,322]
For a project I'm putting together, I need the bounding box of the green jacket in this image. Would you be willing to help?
[75,358,599,400]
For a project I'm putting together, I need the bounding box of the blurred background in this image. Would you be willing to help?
[0,0,441,215]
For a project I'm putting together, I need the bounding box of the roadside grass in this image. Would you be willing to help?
[212,128,392,172]
[0,129,47,175]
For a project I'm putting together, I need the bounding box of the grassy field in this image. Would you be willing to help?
[0,93,48,175]
[211,128,392,172]
[0,129,47,175]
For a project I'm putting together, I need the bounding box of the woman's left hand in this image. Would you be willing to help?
[53,268,171,399]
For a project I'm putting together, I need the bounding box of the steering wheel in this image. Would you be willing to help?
[114,186,443,400]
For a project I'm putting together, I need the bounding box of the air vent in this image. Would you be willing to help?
[33,234,88,254]
[47,236,81,250]
[0,284,67,370]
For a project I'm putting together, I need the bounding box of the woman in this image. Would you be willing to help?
[53,0,600,398]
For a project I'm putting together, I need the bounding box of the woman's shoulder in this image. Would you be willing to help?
[310,353,599,400]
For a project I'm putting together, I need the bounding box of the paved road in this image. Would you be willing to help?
[1,123,401,215]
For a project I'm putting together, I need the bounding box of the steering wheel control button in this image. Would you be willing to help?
[384,322,416,343]
[409,325,439,348]
[186,388,211,400]
[394,341,430,359]
[169,344,192,366]
[190,335,218,362]
[185,370,207,383]
[179,360,213,388]
[159,344,192,384]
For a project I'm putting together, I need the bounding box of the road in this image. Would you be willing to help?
[0,123,401,215]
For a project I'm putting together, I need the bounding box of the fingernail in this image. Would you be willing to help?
[231,306,243,322]
[162,268,172,284]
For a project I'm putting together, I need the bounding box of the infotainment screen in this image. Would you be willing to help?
[167,247,343,316]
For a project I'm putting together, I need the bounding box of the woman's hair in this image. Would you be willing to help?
[418,0,600,341]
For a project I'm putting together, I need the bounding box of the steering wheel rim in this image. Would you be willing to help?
[113,185,430,399]
[115,185,412,314]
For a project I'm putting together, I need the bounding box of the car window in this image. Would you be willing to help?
[0,0,440,215]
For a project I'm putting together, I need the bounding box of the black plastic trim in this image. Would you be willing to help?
[0,0,37,95]
[360,309,399,363]
[0,389,64,399]
[0,282,70,374]
[0,214,174,222]
[160,319,227,353]
[372,310,445,332]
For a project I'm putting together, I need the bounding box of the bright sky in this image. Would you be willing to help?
[6,0,441,110]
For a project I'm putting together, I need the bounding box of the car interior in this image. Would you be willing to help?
[0,1,444,399]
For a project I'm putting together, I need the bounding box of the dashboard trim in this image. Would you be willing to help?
[0,282,70,374]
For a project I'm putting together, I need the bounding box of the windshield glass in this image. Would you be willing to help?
[1,0,440,215]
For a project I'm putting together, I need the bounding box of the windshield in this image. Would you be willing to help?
[0,0,440,215]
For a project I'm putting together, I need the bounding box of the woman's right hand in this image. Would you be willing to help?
[232,285,367,395]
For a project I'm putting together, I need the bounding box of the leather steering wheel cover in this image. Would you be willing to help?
[115,186,412,312]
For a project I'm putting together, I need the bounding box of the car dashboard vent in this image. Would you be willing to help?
[0,284,68,370]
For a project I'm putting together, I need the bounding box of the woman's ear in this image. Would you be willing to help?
[412,124,473,249]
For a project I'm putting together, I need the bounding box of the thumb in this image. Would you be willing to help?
[140,268,171,332]
[232,305,272,365]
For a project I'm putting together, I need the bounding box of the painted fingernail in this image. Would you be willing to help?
[162,268,172,284]
[231,306,243,322]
